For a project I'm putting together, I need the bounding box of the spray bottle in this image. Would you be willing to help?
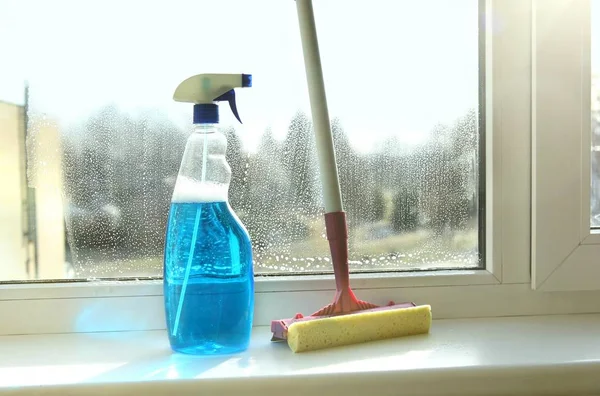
[164,73,253,355]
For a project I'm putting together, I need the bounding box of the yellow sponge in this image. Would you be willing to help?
[286,305,431,353]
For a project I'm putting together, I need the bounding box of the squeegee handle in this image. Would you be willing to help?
[296,0,343,214]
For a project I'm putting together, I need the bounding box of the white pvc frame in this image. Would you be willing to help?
[532,0,600,291]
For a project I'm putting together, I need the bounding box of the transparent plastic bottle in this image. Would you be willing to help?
[164,123,254,355]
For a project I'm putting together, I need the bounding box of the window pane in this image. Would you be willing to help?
[592,0,600,229]
[0,0,482,280]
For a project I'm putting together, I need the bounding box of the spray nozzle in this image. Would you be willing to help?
[173,73,252,125]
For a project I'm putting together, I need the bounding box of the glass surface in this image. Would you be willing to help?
[592,0,600,229]
[0,0,482,280]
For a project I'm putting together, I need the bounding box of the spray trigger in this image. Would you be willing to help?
[214,89,242,124]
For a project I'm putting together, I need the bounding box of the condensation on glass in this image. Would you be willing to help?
[592,0,600,229]
[0,0,482,280]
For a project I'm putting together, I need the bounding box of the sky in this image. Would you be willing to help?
[1,0,479,153]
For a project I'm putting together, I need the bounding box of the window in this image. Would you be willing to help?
[3,0,600,337]
[0,0,482,281]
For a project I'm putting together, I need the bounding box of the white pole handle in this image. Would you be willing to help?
[296,0,343,213]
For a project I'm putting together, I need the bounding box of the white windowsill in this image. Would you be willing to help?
[1,314,599,396]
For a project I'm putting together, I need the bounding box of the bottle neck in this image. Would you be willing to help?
[194,123,218,134]
[173,122,230,203]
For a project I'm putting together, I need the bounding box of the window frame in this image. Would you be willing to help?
[531,0,600,291]
[4,0,600,337]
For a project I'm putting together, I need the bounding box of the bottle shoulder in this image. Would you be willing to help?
[167,201,249,242]
[225,203,251,240]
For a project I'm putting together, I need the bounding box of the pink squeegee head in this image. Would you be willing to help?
[270,212,432,352]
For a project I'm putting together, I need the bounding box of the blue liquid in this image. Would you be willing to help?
[164,201,254,355]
